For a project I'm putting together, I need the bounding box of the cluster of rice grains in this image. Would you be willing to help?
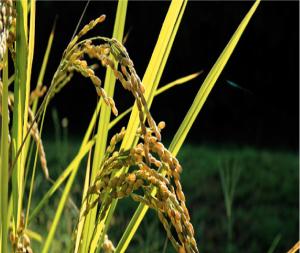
[9,214,33,253]
[84,125,198,253]
[59,15,199,253]
[50,15,160,140]
[0,0,15,66]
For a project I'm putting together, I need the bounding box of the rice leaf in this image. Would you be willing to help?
[155,71,203,96]
[169,0,260,155]
[32,19,56,114]
[11,0,28,232]
[25,229,43,243]
[21,0,36,189]
[1,51,9,253]
[74,150,93,253]
[121,0,187,149]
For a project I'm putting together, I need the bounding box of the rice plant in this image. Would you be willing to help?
[219,159,242,253]
[0,0,260,252]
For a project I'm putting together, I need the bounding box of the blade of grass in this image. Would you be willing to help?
[25,100,49,227]
[8,74,14,87]
[121,0,187,149]
[267,234,281,253]
[74,150,93,253]
[155,71,202,96]
[32,18,56,114]
[11,0,28,231]
[81,1,128,252]
[24,9,53,212]
[21,0,36,191]
[1,51,9,253]
[116,1,260,251]
[25,229,43,243]
[25,140,40,225]
[169,0,260,154]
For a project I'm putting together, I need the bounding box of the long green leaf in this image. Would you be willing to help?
[12,0,28,231]
[169,0,260,155]
[21,0,36,192]
[74,150,93,253]
[121,0,187,149]
[116,0,260,252]
[1,51,9,253]
[32,19,56,114]
[155,71,202,96]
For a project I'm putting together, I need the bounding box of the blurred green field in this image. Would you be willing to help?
[28,138,298,253]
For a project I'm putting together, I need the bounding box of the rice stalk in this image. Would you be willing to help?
[11,0,27,238]
[0,48,9,253]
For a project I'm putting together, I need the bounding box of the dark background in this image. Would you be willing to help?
[33,1,299,150]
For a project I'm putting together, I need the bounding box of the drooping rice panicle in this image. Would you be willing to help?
[9,213,33,253]
[82,124,199,253]
[0,0,16,67]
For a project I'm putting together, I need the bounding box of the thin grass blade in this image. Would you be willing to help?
[1,51,9,253]
[32,19,56,114]
[121,0,187,149]
[11,0,28,231]
[155,71,202,96]
[21,0,36,188]
[74,150,93,253]
[25,229,43,243]
[169,0,260,155]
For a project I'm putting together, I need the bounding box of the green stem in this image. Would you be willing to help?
[1,51,9,253]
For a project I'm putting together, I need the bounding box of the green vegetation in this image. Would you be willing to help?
[1,0,282,252]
